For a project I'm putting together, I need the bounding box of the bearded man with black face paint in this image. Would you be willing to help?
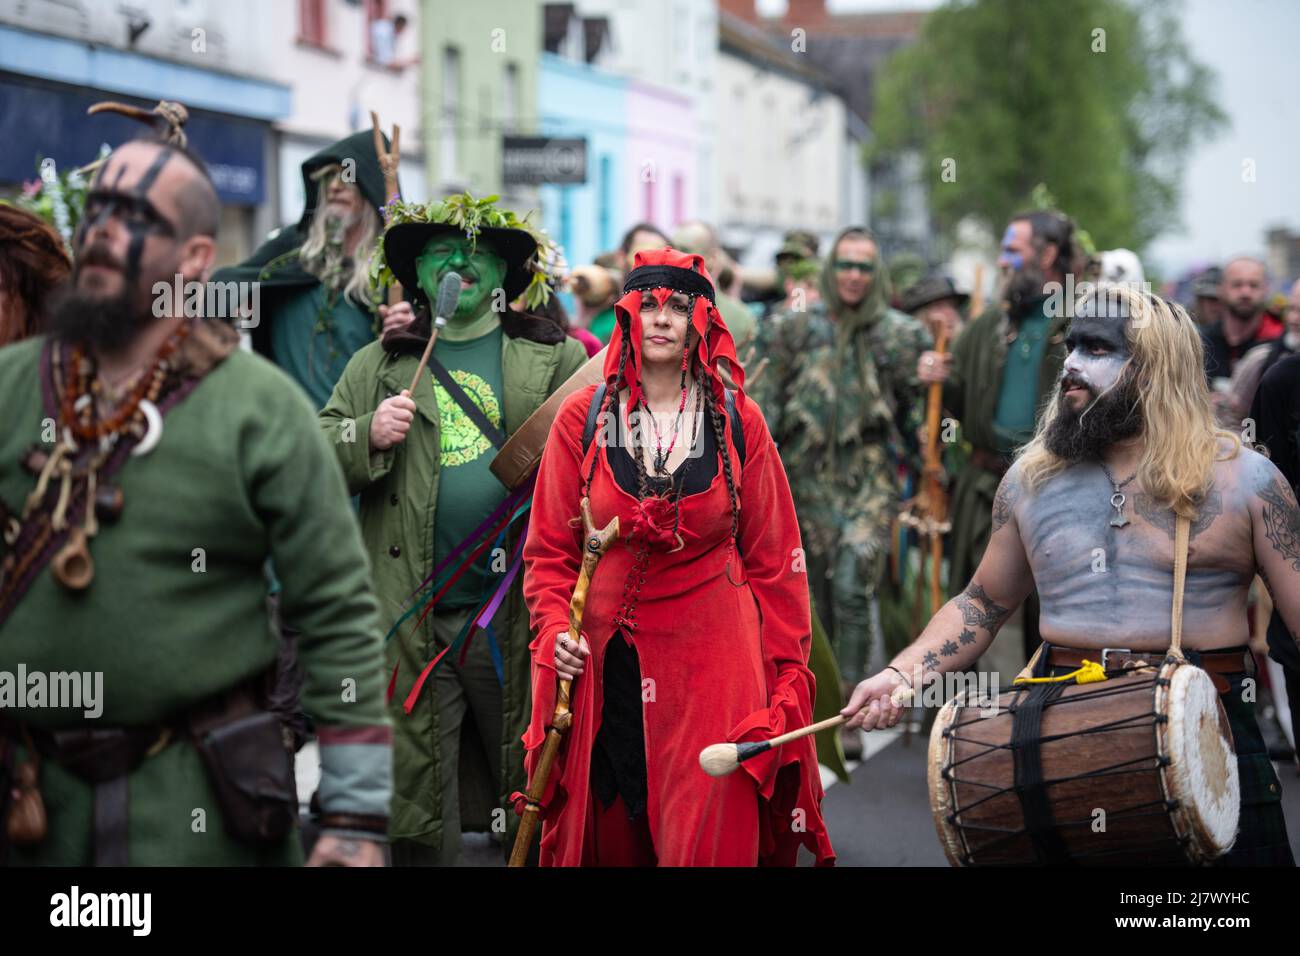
[0,138,392,866]
[916,210,1085,673]
[847,286,1300,866]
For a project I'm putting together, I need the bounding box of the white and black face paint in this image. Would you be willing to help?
[1061,294,1132,398]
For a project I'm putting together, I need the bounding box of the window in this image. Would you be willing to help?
[560,188,573,265]
[440,46,461,181]
[598,155,612,250]
[503,63,519,133]
[365,0,388,62]
[672,173,685,229]
[643,176,655,223]
[298,0,327,48]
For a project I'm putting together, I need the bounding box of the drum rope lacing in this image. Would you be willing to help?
[942,677,1189,863]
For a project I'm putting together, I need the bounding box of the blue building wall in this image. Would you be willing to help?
[537,53,627,274]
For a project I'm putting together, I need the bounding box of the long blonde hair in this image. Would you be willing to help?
[1018,284,1238,518]
[299,165,382,307]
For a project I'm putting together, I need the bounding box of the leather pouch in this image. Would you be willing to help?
[191,711,296,845]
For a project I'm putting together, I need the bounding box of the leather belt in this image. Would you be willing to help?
[1046,645,1247,693]
[969,447,1009,477]
[0,672,267,865]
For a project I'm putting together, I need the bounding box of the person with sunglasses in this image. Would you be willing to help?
[750,227,930,759]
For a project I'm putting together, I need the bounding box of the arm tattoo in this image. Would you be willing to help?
[1134,487,1222,539]
[959,628,977,645]
[957,582,1012,633]
[940,639,959,657]
[922,650,941,672]
[991,473,1020,533]
[1258,473,1300,570]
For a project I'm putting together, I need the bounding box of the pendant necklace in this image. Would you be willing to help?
[1099,461,1137,528]
[645,381,696,475]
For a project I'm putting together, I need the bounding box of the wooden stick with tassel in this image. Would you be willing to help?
[508,498,619,867]
[698,685,915,778]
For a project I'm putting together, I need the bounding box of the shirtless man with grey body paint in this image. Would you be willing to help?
[844,286,1300,865]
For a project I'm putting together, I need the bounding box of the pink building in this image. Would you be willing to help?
[624,80,697,233]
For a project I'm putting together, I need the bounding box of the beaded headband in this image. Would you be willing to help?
[622,264,716,304]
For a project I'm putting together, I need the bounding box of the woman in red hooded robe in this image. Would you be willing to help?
[519,248,834,866]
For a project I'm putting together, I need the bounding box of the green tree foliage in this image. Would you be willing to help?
[870,0,1224,251]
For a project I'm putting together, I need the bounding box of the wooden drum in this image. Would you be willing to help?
[927,659,1240,866]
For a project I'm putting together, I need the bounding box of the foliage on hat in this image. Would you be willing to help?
[368,191,558,309]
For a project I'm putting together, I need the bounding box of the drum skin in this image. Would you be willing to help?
[928,661,1239,866]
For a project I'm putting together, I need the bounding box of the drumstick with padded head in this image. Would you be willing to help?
[699,686,914,777]
[407,272,461,393]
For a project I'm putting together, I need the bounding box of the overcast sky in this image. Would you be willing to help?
[756,0,1300,279]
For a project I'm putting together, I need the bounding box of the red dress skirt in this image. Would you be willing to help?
[520,385,835,866]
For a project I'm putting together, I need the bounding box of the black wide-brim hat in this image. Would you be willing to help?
[899,275,970,314]
[383,221,537,307]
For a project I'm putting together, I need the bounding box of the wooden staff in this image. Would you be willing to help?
[699,686,915,777]
[508,498,619,867]
[920,325,950,618]
[969,263,986,318]
[370,110,403,306]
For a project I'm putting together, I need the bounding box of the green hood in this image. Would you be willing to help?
[819,226,895,476]
[818,226,894,334]
[295,129,394,231]
[211,129,395,291]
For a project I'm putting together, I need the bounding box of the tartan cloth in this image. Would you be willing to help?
[1039,644,1295,867]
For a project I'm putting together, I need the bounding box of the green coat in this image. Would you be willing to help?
[943,304,1068,588]
[319,315,587,856]
[0,332,388,865]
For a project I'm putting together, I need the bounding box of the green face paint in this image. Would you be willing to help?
[414,234,507,325]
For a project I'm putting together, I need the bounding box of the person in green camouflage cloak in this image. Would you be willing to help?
[753,226,930,758]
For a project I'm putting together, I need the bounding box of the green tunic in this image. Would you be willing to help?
[0,332,390,865]
[430,325,507,609]
[943,303,1069,590]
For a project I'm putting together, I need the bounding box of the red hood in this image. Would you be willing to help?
[604,247,745,410]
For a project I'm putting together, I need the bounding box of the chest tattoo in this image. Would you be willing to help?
[1133,488,1223,540]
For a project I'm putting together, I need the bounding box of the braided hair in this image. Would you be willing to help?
[580,295,742,551]
[702,311,742,545]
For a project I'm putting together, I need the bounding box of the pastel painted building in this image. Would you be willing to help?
[624,79,697,239]
[536,52,627,273]
[421,0,542,206]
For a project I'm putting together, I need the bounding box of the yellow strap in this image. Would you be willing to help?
[1012,659,1108,686]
